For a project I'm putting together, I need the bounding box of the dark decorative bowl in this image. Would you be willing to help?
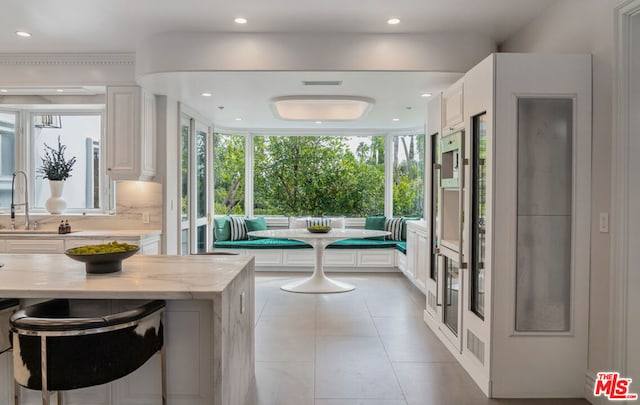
[307,226,332,234]
[65,247,140,274]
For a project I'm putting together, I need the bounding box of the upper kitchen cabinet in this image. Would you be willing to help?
[442,79,464,132]
[106,86,156,181]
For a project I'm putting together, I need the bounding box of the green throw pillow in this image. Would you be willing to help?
[365,216,386,240]
[365,216,386,230]
[246,217,268,240]
[214,216,231,241]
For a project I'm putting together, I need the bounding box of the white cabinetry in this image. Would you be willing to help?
[106,86,156,181]
[5,239,64,253]
[403,221,428,294]
[423,53,592,398]
[442,80,464,130]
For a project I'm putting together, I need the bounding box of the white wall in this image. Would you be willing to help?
[136,32,496,76]
[500,0,622,374]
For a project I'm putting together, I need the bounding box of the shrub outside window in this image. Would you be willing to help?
[253,135,384,217]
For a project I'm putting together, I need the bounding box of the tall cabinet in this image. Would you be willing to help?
[106,85,157,181]
[423,53,592,398]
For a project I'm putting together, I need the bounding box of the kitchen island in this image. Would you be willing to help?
[0,254,255,405]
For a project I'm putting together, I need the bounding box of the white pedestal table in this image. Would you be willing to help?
[247,228,389,293]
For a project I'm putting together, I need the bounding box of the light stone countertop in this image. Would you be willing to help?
[0,253,253,300]
[0,229,161,239]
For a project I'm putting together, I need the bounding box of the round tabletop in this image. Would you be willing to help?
[247,228,390,241]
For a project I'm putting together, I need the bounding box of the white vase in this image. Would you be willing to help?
[45,180,67,214]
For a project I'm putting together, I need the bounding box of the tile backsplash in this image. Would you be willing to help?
[0,181,163,231]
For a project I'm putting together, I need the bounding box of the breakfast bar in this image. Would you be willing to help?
[0,254,255,405]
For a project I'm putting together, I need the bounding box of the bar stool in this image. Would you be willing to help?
[10,299,166,405]
[1,299,21,405]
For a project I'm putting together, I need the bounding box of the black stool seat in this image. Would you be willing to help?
[11,299,165,393]
[0,299,19,311]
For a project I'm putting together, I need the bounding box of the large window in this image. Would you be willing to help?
[0,111,16,208]
[213,133,422,219]
[33,113,103,209]
[0,108,109,212]
[393,134,425,218]
[213,134,245,215]
[253,135,384,217]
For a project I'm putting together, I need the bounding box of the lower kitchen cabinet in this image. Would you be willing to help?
[403,221,429,294]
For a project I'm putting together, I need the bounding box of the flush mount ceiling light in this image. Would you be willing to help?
[271,96,374,121]
[392,118,400,122]
[421,92,433,98]
[234,17,247,24]
[387,18,400,25]
[15,31,31,37]
[201,92,212,97]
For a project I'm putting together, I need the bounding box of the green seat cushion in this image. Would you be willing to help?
[327,238,401,249]
[395,242,407,254]
[213,238,311,249]
[245,217,268,239]
[214,216,231,241]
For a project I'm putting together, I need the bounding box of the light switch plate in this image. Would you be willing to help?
[142,212,150,224]
[599,212,609,233]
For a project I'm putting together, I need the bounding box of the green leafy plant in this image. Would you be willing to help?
[37,136,77,181]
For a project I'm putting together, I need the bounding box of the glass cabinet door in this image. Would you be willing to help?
[430,133,440,282]
[471,113,487,319]
[444,256,460,335]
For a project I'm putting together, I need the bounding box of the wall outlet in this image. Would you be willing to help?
[142,212,150,224]
[599,212,609,233]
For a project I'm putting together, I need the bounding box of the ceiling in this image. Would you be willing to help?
[141,71,463,132]
[1,0,561,132]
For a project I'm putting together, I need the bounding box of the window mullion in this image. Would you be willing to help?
[245,134,254,218]
[384,133,393,218]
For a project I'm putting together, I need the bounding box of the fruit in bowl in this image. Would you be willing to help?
[307,225,332,233]
[65,241,140,274]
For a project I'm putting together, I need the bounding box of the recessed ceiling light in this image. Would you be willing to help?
[56,89,64,93]
[392,118,400,122]
[0,89,7,93]
[235,117,242,121]
[387,18,400,25]
[15,31,32,38]
[315,121,322,124]
[234,17,247,24]
[421,93,433,98]
[201,92,212,97]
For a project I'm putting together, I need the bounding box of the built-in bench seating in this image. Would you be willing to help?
[214,237,407,272]
[213,238,402,250]
[212,215,411,272]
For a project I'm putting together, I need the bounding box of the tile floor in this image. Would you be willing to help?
[248,272,591,405]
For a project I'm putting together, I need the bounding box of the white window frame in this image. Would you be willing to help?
[212,130,426,223]
[0,107,113,214]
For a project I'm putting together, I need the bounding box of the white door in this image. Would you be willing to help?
[614,2,640,389]
[491,54,592,397]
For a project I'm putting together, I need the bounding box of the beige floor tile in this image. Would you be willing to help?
[249,361,315,405]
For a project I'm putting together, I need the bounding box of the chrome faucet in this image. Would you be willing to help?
[10,170,29,230]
